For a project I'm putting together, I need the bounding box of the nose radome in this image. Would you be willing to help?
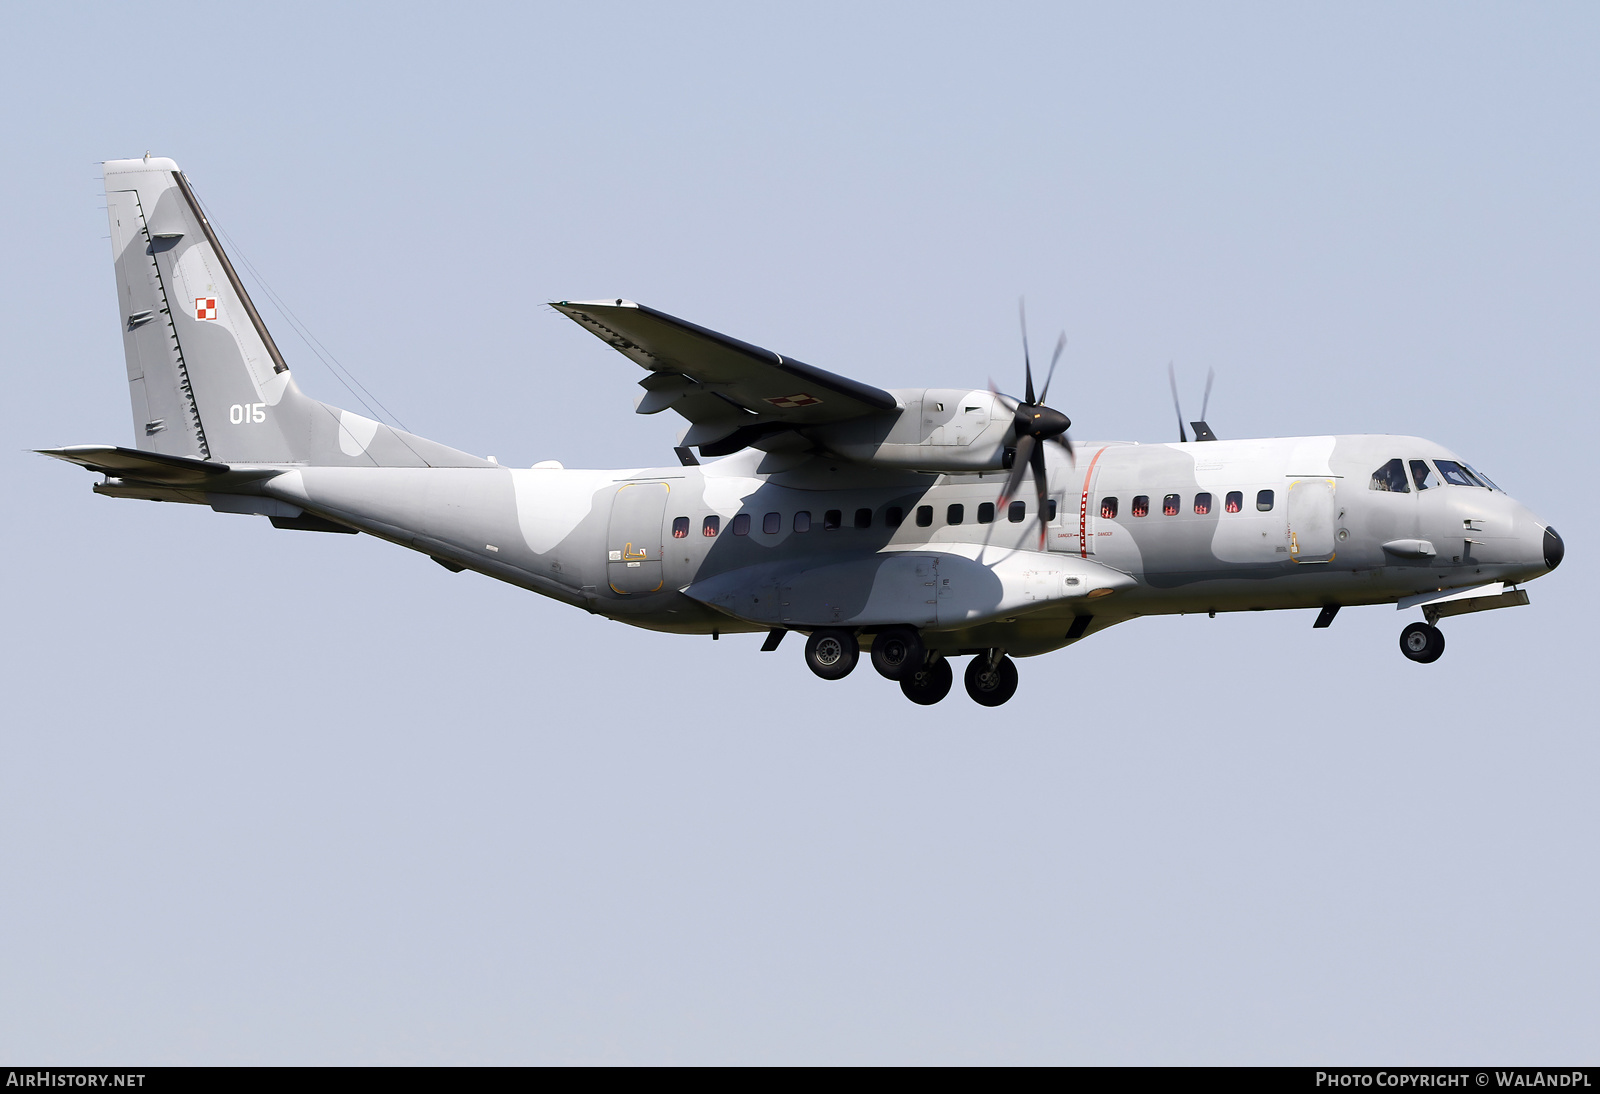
[1544,526,1564,571]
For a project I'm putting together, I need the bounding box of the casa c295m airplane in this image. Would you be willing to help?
[42,156,1565,707]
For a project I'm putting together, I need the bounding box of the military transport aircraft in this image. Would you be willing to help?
[41,156,1564,706]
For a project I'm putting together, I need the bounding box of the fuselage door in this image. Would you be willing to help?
[607,481,669,594]
[1287,478,1338,563]
[1051,445,1108,555]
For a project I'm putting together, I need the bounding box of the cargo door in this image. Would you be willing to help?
[607,482,669,594]
[1287,478,1337,563]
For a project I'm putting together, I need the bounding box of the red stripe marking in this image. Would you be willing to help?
[1078,445,1109,558]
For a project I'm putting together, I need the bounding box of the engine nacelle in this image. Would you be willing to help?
[804,388,1013,472]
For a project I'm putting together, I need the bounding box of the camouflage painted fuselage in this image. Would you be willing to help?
[253,432,1555,658]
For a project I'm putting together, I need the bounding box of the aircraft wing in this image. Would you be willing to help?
[551,300,897,454]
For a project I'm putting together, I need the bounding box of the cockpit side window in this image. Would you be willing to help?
[1370,458,1410,493]
[1410,460,1439,491]
[1435,460,1485,488]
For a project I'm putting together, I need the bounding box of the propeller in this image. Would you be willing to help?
[992,301,1076,546]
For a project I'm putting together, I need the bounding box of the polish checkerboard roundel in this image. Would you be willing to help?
[195,298,217,320]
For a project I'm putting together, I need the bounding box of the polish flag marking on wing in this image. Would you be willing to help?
[195,298,218,320]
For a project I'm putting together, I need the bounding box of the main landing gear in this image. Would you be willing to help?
[798,626,1022,706]
[1399,621,1446,664]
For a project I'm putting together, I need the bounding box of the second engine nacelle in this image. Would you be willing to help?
[804,388,1014,472]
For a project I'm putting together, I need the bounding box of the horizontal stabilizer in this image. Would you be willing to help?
[37,444,231,484]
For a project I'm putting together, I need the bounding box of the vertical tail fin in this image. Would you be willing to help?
[103,156,487,468]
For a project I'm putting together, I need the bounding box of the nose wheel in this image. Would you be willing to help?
[1399,622,1446,663]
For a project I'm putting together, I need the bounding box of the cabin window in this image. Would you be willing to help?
[672,517,690,539]
[886,506,904,527]
[763,512,781,534]
[1131,495,1150,518]
[1225,491,1242,513]
[978,502,995,524]
[947,503,965,525]
[1101,497,1118,519]
[854,507,872,529]
[1163,494,1180,516]
[793,511,811,533]
[1370,458,1410,493]
[1008,501,1026,523]
[702,515,720,537]
[1410,460,1439,491]
[1435,460,1486,488]
[732,514,750,536]
[1193,493,1212,515]
[1046,499,1058,521]
[1256,489,1274,512]
[916,505,934,527]
[823,509,842,530]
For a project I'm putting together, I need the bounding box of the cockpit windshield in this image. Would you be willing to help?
[1435,460,1487,488]
[1466,464,1502,492]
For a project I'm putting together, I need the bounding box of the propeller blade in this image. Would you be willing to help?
[1048,432,1076,462]
[1019,298,1035,405]
[988,380,1018,415]
[1030,439,1051,547]
[1200,367,1215,422]
[1167,361,1188,443]
[996,434,1035,509]
[1037,332,1066,406]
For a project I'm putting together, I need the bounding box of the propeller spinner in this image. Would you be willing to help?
[992,302,1076,546]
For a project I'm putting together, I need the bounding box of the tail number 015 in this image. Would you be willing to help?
[230,403,266,424]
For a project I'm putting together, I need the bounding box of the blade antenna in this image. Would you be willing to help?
[1167,361,1188,443]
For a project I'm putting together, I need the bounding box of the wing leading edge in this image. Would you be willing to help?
[551,300,897,455]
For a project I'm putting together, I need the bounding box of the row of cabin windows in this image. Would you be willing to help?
[1370,457,1501,493]
[1098,490,1272,519]
[668,499,1057,539]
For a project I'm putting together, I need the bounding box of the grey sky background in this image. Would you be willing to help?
[2,1,1595,1064]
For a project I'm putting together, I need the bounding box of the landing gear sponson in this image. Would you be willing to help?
[800,627,1022,706]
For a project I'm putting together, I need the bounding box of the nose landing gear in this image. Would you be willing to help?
[1399,621,1446,663]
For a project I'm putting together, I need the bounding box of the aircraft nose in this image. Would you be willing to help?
[1544,526,1564,571]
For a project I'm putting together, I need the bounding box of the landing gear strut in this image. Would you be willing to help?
[964,652,1019,706]
[1399,622,1446,664]
[804,628,859,679]
[900,655,953,705]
